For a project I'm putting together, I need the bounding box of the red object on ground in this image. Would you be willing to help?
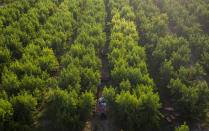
[95,103,108,113]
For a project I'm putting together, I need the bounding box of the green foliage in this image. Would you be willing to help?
[130,0,168,48]
[103,86,116,107]
[50,88,80,129]
[79,91,96,122]
[58,64,81,91]
[58,0,104,96]
[115,91,138,130]
[153,35,191,70]
[60,53,101,93]
[0,99,13,129]
[10,93,37,125]
[178,64,205,85]
[175,122,189,131]
[50,88,95,130]
[133,85,162,128]
[4,27,24,58]
[157,0,202,37]
[115,86,162,130]
[168,78,209,121]
[195,2,209,34]
[20,74,47,104]
[0,90,8,100]
[2,68,20,95]
[73,0,106,53]
[0,46,10,64]
[189,34,209,60]
[152,35,191,89]
[0,0,59,61]
[0,0,208,129]
[159,59,175,86]
[37,47,59,73]
[75,25,105,52]
[108,2,163,130]
[80,68,100,93]
[0,0,82,130]
[109,11,153,89]
[111,61,153,87]
[9,60,42,78]
[120,6,135,21]
[22,44,59,75]
[21,75,45,92]
[171,45,191,70]
[61,43,101,70]
[40,0,76,56]
[0,0,36,26]
[201,52,209,73]
[119,79,131,92]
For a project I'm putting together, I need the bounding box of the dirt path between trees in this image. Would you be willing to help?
[83,0,120,130]
[100,0,111,85]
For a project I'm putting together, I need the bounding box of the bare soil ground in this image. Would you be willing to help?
[83,113,120,131]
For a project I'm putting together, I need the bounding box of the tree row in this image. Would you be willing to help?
[49,0,106,130]
[103,0,162,130]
